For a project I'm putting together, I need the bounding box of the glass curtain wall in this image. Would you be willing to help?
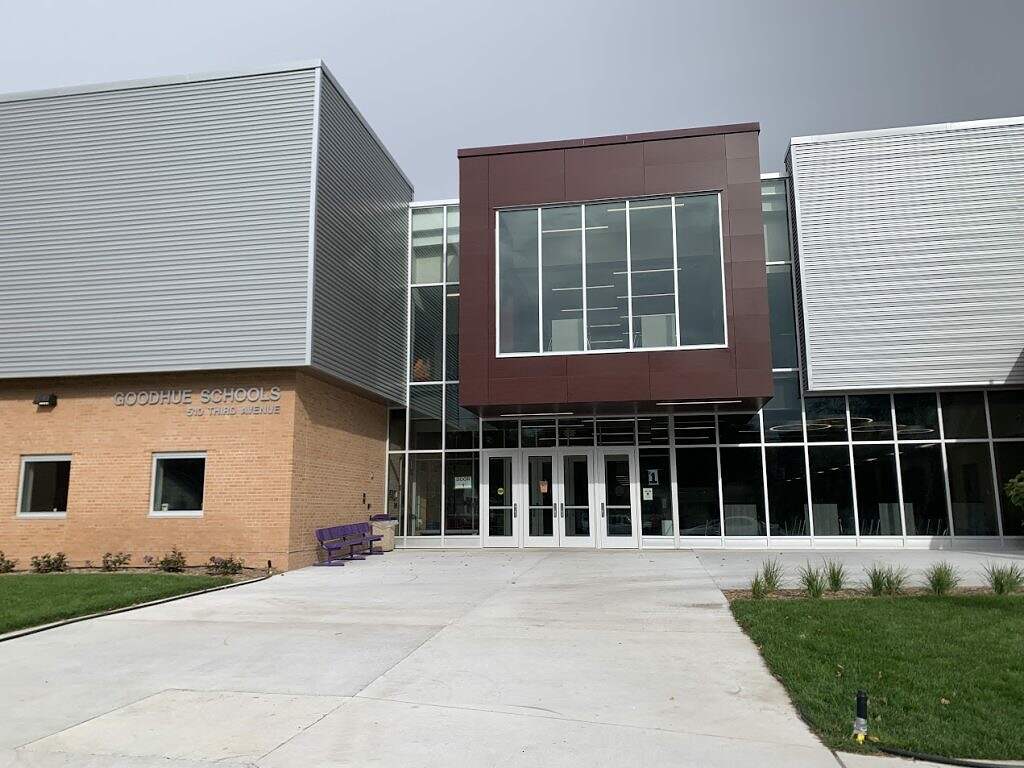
[392,188,1024,546]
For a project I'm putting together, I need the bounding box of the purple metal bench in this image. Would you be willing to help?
[315,522,383,566]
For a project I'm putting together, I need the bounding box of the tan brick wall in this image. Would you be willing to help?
[287,372,387,569]
[0,371,299,569]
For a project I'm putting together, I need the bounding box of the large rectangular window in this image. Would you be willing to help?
[151,453,205,516]
[411,207,444,284]
[808,446,854,535]
[765,446,808,535]
[639,449,673,535]
[19,456,71,516]
[946,443,999,535]
[445,453,479,536]
[853,445,901,535]
[720,447,766,535]
[994,441,1024,536]
[497,193,724,355]
[676,447,720,535]
[410,286,443,382]
[898,443,949,535]
[407,453,442,536]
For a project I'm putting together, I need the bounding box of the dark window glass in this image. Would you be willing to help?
[899,443,949,535]
[388,409,406,451]
[386,454,404,522]
[445,384,478,449]
[994,441,1024,536]
[853,445,901,535]
[445,290,459,380]
[445,206,460,282]
[521,420,557,448]
[411,207,443,284]
[763,373,803,443]
[676,448,721,535]
[761,179,791,263]
[585,201,629,351]
[805,397,847,442]
[407,453,442,536]
[410,285,443,382]
[676,194,725,345]
[445,453,479,536]
[941,391,988,439]
[602,453,633,536]
[767,264,798,368]
[946,443,999,535]
[409,385,443,450]
[673,415,716,445]
[487,455,514,537]
[988,390,1024,438]
[849,395,893,441]
[639,449,673,535]
[597,418,635,446]
[717,413,761,444]
[808,446,854,535]
[558,418,594,446]
[482,420,519,449]
[766,447,808,536]
[20,459,71,514]
[153,457,204,512]
[720,447,766,535]
[562,453,592,538]
[542,206,585,352]
[498,208,540,354]
[894,393,940,440]
[637,416,670,446]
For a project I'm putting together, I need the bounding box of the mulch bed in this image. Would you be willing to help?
[724,586,994,601]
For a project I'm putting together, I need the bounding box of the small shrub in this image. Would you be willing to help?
[1005,470,1024,510]
[760,558,785,593]
[798,562,826,599]
[157,547,187,573]
[865,563,888,596]
[924,562,960,596]
[750,573,767,599]
[30,552,69,574]
[884,565,909,596]
[985,562,1024,595]
[0,551,18,573]
[207,555,243,576]
[101,552,132,572]
[142,555,155,566]
[823,559,847,592]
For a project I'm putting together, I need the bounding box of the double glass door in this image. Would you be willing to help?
[481,448,640,548]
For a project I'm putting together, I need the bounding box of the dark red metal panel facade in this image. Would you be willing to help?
[457,123,772,416]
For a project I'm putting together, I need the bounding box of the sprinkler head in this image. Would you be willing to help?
[852,690,869,743]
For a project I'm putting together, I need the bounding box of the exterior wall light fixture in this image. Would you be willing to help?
[33,393,58,408]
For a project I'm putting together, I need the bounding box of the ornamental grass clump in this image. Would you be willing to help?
[924,562,960,596]
[750,573,768,599]
[823,559,847,593]
[798,562,826,599]
[984,562,1024,595]
[759,558,785,594]
[865,563,908,596]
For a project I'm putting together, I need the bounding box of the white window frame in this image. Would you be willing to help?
[495,191,728,358]
[150,452,206,518]
[17,454,72,518]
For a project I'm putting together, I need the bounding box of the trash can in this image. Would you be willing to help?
[370,515,398,552]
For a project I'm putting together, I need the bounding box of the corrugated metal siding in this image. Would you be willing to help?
[0,69,316,377]
[790,120,1024,391]
[310,75,412,404]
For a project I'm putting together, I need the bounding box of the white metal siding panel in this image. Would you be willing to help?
[310,76,412,403]
[790,120,1024,391]
[0,69,317,377]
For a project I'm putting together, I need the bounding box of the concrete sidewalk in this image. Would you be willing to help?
[1,550,843,767]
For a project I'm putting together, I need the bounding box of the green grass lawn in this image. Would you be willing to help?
[731,595,1024,760]
[0,573,233,635]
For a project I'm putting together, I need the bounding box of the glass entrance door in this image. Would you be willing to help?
[597,448,640,548]
[559,451,596,548]
[482,450,519,547]
[523,452,557,547]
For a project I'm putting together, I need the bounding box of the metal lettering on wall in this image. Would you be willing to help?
[111,387,282,417]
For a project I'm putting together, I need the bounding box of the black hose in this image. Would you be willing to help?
[879,746,1008,768]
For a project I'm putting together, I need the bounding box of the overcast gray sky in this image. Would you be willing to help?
[2,0,1022,200]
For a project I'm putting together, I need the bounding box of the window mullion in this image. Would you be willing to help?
[581,204,588,351]
[670,195,681,346]
[625,199,634,350]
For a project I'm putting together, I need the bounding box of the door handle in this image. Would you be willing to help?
[513,502,517,518]
[601,502,605,518]
[559,502,564,519]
